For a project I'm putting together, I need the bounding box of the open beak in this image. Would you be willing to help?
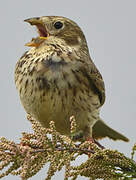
[24,17,49,47]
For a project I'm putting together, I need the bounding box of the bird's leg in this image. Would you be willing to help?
[86,136,95,143]
[85,136,105,157]
[86,136,105,149]
[85,130,104,158]
[85,136,95,157]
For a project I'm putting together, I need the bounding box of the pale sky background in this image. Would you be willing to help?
[0,0,136,179]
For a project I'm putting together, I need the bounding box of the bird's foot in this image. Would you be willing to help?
[86,137,105,149]
[86,137,105,157]
[85,137,95,157]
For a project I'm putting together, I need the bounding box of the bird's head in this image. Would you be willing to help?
[24,16,88,50]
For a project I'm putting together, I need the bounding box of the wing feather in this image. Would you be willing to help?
[81,58,105,106]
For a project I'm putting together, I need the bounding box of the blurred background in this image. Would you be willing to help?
[0,0,136,179]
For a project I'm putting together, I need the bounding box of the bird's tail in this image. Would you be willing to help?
[92,119,129,142]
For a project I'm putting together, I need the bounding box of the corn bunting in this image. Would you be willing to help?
[15,16,129,143]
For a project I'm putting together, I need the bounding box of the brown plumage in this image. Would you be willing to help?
[15,16,129,142]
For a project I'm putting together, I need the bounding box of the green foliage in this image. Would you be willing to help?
[0,115,136,180]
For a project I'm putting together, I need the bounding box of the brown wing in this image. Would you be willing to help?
[81,58,105,106]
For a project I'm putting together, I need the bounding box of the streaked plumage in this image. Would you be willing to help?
[15,16,129,142]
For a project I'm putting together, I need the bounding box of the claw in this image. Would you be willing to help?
[86,137,105,157]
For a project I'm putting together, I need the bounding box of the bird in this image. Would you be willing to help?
[14,16,129,143]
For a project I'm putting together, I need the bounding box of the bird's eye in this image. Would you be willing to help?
[54,21,63,29]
